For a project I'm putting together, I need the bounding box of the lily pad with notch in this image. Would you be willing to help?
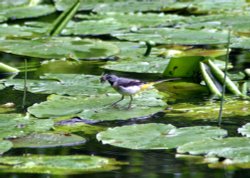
[0,140,12,155]
[28,89,167,122]
[97,123,227,150]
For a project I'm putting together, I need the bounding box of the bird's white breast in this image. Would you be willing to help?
[116,85,141,95]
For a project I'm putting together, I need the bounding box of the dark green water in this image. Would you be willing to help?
[0,51,250,178]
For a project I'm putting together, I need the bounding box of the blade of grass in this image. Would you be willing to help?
[22,59,27,109]
[49,0,80,36]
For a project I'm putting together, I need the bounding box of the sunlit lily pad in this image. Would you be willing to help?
[177,137,250,167]
[28,90,166,121]
[11,132,86,148]
[0,103,15,114]
[4,74,112,96]
[238,123,250,137]
[97,124,227,150]
[0,37,119,60]
[0,140,12,155]
[113,28,229,45]
[0,5,55,20]
[0,155,124,174]
[165,99,250,120]
[0,84,4,90]
[0,114,54,139]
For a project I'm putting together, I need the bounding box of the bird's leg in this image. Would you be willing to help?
[111,95,124,107]
[127,95,133,109]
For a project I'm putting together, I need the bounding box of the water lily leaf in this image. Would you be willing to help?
[0,140,12,155]
[54,117,105,134]
[97,124,227,150]
[0,155,124,174]
[231,38,250,50]
[165,99,250,120]
[0,103,15,114]
[4,74,112,96]
[0,37,119,60]
[63,13,183,36]
[113,28,229,45]
[0,5,55,20]
[11,132,86,148]
[0,0,29,8]
[0,24,48,38]
[0,114,54,139]
[54,0,174,12]
[28,90,167,121]
[0,84,4,90]
[103,58,170,74]
[177,137,250,155]
[238,123,250,137]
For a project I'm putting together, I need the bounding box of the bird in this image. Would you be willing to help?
[100,74,179,109]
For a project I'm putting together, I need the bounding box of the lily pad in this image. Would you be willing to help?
[0,37,119,60]
[0,84,4,90]
[0,155,124,174]
[54,117,105,135]
[0,24,48,38]
[0,140,12,155]
[113,28,229,45]
[177,137,250,155]
[28,90,167,121]
[238,123,250,137]
[103,58,170,74]
[63,13,183,36]
[165,99,250,120]
[0,114,54,139]
[97,124,227,150]
[11,132,86,148]
[0,5,55,20]
[4,74,112,96]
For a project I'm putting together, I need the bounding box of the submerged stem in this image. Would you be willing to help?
[218,29,231,126]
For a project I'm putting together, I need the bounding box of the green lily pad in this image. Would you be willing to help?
[0,37,119,60]
[0,140,12,155]
[97,124,227,150]
[4,74,112,96]
[165,99,250,120]
[113,28,229,45]
[0,103,15,114]
[231,38,250,50]
[0,24,48,38]
[0,114,54,139]
[63,13,184,36]
[0,155,124,174]
[28,90,166,121]
[0,5,55,20]
[177,137,250,167]
[0,84,4,90]
[238,123,250,137]
[11,132,86,148]
[103,58,170,74]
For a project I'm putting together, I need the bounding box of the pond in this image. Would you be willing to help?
[0,0,250,178]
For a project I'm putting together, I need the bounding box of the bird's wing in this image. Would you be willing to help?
[116,77,144,87]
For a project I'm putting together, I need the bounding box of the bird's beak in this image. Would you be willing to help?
[100,76,106,83]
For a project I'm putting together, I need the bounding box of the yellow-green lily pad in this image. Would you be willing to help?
[238,123,250,137]
[0,140,12,155]
[97,124,227,150]
[0,155,125,175]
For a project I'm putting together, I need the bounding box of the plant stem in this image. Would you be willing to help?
[22,59,27,109]
[218,29,231,126]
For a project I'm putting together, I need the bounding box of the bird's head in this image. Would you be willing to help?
[100,74,118,83]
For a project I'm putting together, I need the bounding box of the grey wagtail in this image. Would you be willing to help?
[100,74,179,109]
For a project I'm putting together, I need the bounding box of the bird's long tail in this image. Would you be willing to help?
[140,78,181,90]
